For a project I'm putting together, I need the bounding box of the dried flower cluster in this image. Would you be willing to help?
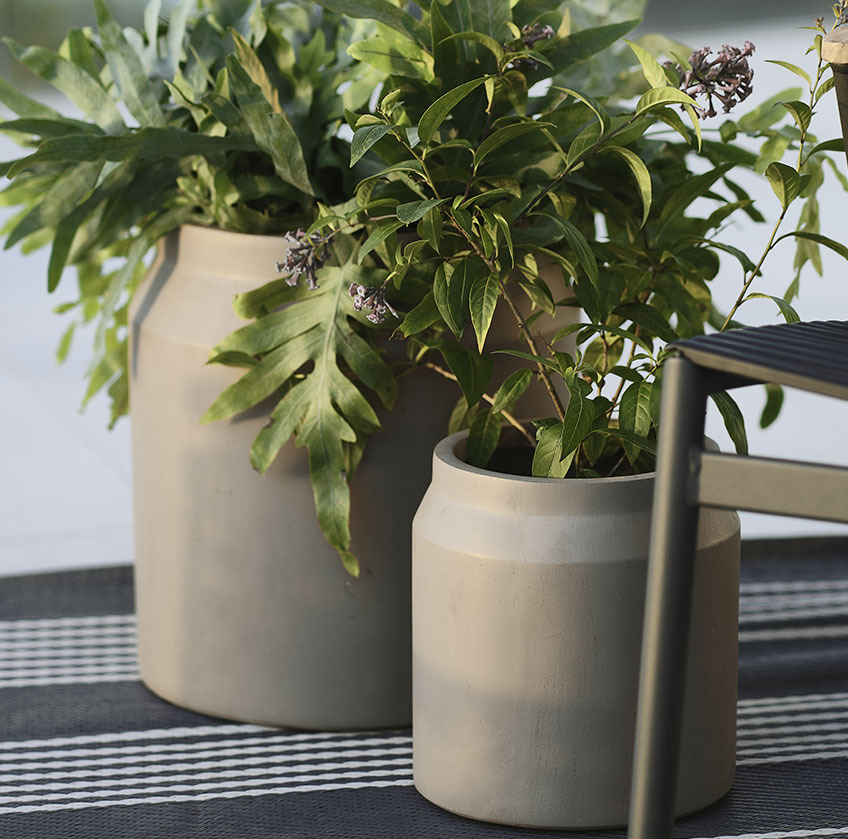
[836,1,848,27]
[348,283,398,324]
[275,228,327,290]
[509,23,555,71]
[666,41,755,119]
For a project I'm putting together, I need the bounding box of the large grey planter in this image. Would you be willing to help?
[412,430,740,828]
[129,225,449,729]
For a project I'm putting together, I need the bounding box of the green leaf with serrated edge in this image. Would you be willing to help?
[635,86,698,115]
[780,100,812,134]
[532,422,572,478]
[469,273,499,352]
[474,121,553,167]
[710,390,748,455]
[614,302,676,343]
[3,38,125,133]
[207,265,399,572]
[396,198,447,224]
[350,124,393,166]
[560,382,594,458]
[226,58,313,196]
[94,0,165,127]
[438,342,493,406]
[535,212,598,286]
[418,77,489,146]
[743,293,800,323]
[600,146,652,226]
[766,162,802,211]
[552,86,610,132]
[313,0,428,45]
[626,39,670,88]
[466,408,502,468]
[760,383,784,429]
[765,60,811,87]
[348,36,435,80]
[358,220,405,263]
[491,369,533,414]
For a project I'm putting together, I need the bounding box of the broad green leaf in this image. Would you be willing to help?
[626,39,669,88]
[396,198,447,224]
[542,20,641,78]
[737,87,803,132]
[358,220,405,263]
[773,230,848,262]
[469,273,499,352]
[635,86,698,115]
[312,0,428,45]
[710,390,748,455]
[418,77,489,146]
[433,261,471,339]
[532,422,572,478]
[491,369,533,413]
[535,212,598,287]
[765,161,802,210]
[438,342,493,406]
[94,0,165,127]
[465,0,511,40]
[560,381,594,457]
[466,408,502,468]
[594,427,657,458]
[814,76,835,104]
[600,146,652,226]
[614,302,676,343]
[440,31,503,62]
[474,121,554,167]
[226,57,313,196]
[765,60,811,88]
[4,38,125,133]
[743,293,800,323]
[350,123,393,166]
[780,100,812,135]
[399,291,442,335]
[618,379,653,462]
[552,86,610,132]
[760,383,783,429]
[348,35,435,80]
[804,138,845,160]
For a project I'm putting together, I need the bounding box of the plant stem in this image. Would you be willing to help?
[448,211,567,421]
[423,362,537,446]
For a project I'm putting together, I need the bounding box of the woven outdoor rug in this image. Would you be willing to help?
[2,538,848,839]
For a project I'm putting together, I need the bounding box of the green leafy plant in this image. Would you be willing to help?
[0,0,384,423]
[207,0,848,572]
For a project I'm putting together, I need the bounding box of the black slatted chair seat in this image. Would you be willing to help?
[671,320,848,399]
[628,318,848,839]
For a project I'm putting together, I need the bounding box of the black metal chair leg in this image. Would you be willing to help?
[628,355,708,839]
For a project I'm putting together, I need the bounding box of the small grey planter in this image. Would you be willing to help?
[412,430,740,829]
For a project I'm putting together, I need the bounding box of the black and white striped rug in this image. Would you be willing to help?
[2,539,848,839]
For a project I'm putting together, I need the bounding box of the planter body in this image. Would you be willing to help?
[129,225,573,729]
[412,431,740,828]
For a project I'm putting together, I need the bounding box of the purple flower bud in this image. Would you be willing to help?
[274,228,327,290]
[347,282,399,325]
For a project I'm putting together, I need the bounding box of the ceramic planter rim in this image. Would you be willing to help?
[435,427,656,487]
